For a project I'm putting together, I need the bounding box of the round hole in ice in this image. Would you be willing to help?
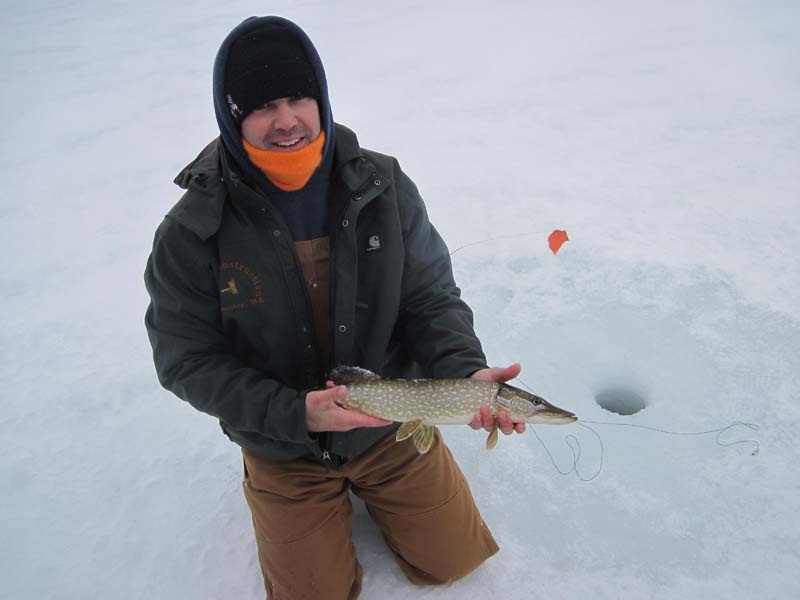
[594,386,648,415]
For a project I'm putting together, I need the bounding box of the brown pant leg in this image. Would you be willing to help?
[346,429,499,585]
[242,450,362,600]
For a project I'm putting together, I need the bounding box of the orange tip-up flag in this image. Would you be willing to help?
[548,230,569,254]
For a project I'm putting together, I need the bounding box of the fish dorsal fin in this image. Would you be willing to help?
[396,419,424,442]
[412,424,435,454]
[329,366,381,385]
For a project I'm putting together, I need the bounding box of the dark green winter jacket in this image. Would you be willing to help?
[145,15,487,463]
[144,123,488,462]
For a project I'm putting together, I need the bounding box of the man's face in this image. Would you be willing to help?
[241,96,322,152]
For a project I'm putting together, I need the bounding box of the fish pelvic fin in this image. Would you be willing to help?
[485,421,499,451]
[396,419,424,442]
[412,424,436,454]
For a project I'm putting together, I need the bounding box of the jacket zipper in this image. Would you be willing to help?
[321,165,378,468]
[250,190,330,466]
[321,433,333,469]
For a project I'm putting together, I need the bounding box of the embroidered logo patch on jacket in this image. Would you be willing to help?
[219,261,264,313]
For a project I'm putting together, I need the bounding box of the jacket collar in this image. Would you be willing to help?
[169,139,227,240]
[170,123,390,240]
[332,123,393,195]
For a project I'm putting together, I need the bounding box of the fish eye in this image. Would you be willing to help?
[534,399,541,405]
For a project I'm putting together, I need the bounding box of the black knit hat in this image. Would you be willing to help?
[224,25,320,122]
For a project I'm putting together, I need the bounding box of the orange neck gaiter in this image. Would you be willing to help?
[243,132,325,191]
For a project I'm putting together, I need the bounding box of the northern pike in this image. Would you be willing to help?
[330,366,577,454]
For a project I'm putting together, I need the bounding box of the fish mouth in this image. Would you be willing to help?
[534,410,577,424]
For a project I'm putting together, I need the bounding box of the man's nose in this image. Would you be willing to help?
[273,102,298,131]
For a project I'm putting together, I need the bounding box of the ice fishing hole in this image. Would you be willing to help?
[594,386,648,416]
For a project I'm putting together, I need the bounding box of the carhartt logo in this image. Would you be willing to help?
[220,278,238,295]
[366,235,381,252]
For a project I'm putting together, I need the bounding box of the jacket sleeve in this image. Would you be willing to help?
[144,217,315,448]
[393,162,489,378]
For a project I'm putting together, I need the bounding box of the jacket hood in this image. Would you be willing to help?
[212,16,335,183]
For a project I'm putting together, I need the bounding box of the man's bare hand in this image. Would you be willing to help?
[306,383,392,433]
[469,363,526,435]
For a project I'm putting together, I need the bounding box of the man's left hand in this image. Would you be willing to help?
[469,363,527,436]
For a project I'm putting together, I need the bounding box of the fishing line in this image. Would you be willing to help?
[579,420,760,456]
[529,421,605,482]
[449,230,554,257]
[529,419,759,483]
[514,375,602,482]
[513,377,760,482]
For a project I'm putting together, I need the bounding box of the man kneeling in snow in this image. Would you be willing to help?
[144,15,525,599]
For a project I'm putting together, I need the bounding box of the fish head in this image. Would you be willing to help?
[496,384,577,424]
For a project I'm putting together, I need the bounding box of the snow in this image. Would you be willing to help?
[2,0,799,598]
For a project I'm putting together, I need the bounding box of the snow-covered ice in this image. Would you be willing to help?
[2,1,798,598]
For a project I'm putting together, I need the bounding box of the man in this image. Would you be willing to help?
[145,15,526,599]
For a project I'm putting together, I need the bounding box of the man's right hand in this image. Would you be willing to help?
[305,383,392,432]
